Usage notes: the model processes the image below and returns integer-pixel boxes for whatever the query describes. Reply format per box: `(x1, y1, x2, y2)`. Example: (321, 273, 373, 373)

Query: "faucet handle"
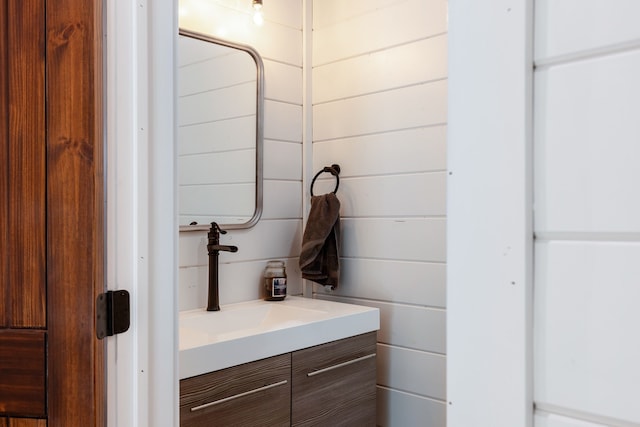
(209, 221, 227, 235)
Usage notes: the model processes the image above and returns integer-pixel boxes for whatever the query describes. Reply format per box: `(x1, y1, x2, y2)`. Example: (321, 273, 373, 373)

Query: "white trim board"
(446, 1, 534, 426)
(106, 0, 179, 426)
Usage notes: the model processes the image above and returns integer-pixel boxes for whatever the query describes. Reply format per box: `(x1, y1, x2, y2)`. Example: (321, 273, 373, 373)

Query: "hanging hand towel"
(299, 193, 341, 290)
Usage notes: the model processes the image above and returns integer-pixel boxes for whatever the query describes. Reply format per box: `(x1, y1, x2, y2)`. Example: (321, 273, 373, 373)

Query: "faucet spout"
(209, 244, 238, 253)
(206, 222, 238, 311)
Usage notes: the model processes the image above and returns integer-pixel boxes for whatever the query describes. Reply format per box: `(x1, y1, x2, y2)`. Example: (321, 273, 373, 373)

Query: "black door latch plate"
(96, 290, 131, 339)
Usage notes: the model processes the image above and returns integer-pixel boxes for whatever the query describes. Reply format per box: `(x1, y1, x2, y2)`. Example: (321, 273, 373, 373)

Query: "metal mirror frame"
(178, 28, 264, 231)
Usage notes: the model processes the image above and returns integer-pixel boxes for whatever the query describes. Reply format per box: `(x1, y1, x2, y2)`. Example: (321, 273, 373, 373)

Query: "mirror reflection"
(177, 29, 263, 230)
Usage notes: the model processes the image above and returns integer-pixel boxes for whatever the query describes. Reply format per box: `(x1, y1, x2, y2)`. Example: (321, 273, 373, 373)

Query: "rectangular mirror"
(177, 28, 263, 231)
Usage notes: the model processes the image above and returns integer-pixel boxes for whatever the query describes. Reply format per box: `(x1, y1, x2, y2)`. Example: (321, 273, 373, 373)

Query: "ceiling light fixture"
(252, 0, 264, 26)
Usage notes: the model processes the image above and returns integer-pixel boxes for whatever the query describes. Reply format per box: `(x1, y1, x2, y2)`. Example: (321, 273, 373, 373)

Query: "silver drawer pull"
(307, 353, 376, 378)
(190, 380, 288, 412)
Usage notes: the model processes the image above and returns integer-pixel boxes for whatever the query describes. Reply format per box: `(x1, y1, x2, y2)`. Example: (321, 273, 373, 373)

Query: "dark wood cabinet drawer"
(180, 353, 291, 427)
(180, 332, 377, 426)
(291, 332, 377, 426)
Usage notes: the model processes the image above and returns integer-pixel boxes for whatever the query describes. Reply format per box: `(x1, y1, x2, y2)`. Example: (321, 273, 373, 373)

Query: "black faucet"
(206, 222, 238, 311)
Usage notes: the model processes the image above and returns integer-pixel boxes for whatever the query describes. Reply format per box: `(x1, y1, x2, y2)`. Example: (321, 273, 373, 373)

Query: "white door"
(532, 2, 640, 426)
(449, 1, 640, 427)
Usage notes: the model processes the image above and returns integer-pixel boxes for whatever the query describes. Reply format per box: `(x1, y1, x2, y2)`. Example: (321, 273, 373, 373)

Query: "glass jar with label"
(264, 260, 287, 301)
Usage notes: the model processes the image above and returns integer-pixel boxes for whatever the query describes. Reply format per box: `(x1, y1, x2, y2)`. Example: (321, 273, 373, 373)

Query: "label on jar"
(270, 277, 287, 297)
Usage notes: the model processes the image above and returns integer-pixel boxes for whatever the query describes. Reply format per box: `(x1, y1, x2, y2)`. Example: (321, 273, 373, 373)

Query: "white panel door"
(533, 2, 640, 426)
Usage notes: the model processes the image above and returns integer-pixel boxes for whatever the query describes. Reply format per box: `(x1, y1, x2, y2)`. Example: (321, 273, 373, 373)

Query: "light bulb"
(252, 0, 264, 26)
(253, 10, 264, 25)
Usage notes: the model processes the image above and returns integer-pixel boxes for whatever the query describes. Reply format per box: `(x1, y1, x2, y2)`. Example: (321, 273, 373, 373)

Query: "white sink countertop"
(179, 296, 379, 379)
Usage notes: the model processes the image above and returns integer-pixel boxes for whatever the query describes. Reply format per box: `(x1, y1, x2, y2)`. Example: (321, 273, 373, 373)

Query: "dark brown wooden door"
(1, 0, 104, 425)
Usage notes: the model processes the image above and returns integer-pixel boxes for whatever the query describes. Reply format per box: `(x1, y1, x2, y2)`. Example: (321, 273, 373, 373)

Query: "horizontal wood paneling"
(264, 100, 302, 142)
(377, 343, 446, 400)
(341, 218, 446, 262)
(377, 387, 446, 427)
(313, 81, 447, 141)
(313, 36, 447, 104)
(534, 50, 640, 233)
(264, 140, 302, 180)
(312, 0, 447, 66)
(316, 295, 445, 354)
(534, 0, 640, 64)
(262, 0, 302, 29)
(313, 126, 447, 176)
(0, 330, 46, 417)
(218, 220, 300, 261)
(262, 180, 302, 220)
(534, 241, 640, 424)
(264, 60, 302, 105)
(178, 266, 206, 311)
(312, 1, 448, 424)
(315, 258, 446, 307)
(312, 0, 399, 29)
(250, 22, 302, 66)
(312, 173, 445, 218)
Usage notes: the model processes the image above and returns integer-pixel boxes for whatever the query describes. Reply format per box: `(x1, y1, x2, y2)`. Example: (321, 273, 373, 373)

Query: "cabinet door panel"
(292, 332, 377, 426)
(180, 353, 291, 427)
(0, 330, 46, 417)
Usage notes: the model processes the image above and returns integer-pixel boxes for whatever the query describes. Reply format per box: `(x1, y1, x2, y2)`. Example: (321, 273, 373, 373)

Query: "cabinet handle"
(190, 380, 288, 412)
(306, 353, 376, 377)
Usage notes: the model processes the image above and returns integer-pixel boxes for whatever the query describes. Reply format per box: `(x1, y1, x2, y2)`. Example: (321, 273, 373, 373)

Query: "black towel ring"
(310, 164, 341, 196)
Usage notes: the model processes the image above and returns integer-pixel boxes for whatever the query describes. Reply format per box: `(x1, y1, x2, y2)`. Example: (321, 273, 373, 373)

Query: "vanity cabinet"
(180, 353, 291, 427)
(292, 332, 377, 426)
(179, 332, 377, 427)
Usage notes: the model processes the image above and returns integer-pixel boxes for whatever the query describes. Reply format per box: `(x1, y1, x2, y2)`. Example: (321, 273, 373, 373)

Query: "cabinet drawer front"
(180, 353, 291, 427)
(292, 332, 377, 426)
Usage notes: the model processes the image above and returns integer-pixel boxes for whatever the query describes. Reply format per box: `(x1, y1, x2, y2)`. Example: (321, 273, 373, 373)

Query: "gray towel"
(299, 193, 341, 289)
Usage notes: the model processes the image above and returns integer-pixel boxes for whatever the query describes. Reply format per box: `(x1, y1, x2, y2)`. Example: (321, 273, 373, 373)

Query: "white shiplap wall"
(311, 0, 448, 425)
(533, 1, 640, 426)
(178, 0, 304, 309)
